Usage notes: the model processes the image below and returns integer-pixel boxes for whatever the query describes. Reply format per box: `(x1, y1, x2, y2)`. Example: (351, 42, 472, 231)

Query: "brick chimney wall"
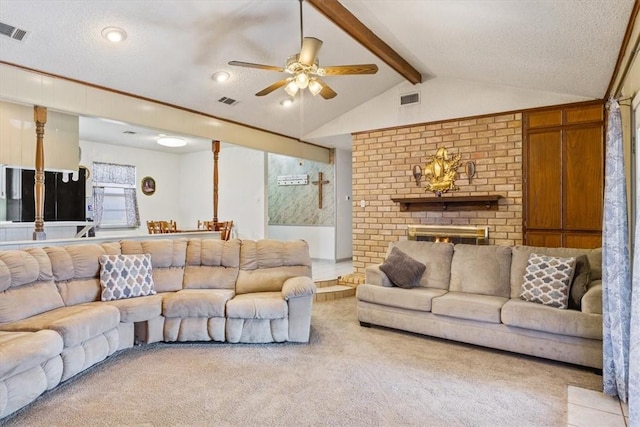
(351, 112, 523, 275)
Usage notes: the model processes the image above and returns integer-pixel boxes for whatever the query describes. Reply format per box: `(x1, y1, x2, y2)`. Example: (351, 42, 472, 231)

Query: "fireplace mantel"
(391, 195, 503, 212)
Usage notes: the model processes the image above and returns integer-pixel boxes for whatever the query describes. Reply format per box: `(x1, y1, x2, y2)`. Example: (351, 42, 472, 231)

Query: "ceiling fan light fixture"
(157, 136, 186, 147)
(295, 72, 309, 89)
(284, 81, 299, 97)
(308, 79, 323, 96)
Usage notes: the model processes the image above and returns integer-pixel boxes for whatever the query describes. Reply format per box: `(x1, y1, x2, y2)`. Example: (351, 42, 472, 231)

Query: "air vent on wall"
(218, 96, 238, 106)
(0, 21, 29, 42)
(400, 92, 420, 106)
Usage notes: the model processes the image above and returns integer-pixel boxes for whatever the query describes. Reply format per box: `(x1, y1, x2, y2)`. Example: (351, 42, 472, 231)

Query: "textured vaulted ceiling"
(0, 0, 635, 152)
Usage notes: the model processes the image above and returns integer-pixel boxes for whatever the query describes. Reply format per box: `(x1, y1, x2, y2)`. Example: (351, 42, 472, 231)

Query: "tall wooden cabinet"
(523, 102, 604, 249)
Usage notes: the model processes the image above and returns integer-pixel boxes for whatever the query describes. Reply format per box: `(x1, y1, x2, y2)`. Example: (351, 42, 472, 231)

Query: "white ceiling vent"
(400, 92, 420, 106)
(218, 96, 238, 106)
(0, 21, 29, 42)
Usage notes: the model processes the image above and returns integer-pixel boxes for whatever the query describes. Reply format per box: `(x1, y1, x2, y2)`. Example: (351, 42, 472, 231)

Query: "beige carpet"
(3, 297, 601, 427)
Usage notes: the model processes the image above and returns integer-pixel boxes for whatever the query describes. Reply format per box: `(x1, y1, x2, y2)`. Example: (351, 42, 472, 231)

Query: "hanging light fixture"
(308, 79, 323, 96)
(284, 80, 299, 97)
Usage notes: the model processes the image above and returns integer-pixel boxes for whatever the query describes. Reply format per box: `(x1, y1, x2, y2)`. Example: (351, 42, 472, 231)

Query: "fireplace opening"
(407, 225, 489, 245)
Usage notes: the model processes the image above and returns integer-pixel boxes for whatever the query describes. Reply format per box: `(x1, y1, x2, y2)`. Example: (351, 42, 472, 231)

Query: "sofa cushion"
(240, 240, 311, 270)
(0, 282, 65, 324)
(520, 253, 576, 309)
(569, 255, 591, 310)
(100, 294, 165, 323)
(45, 243, 121, 283)
(449, 244, 512, 297)
(226, 292, 288, 319)
(186, 238, 240, 268)
(379, 247, 426, 289)
(431, 292, 508, 324)
(99, 254, 156, 301)
(0, 330, 63, 380)
(56, 279, 101, 306)
(236, 240, 312, 295)
(121, 239, 187, 292)
(121, 239, 187, 268)
(510, 246, 602, 299)
(0, 305, 120, 347)
(0, 247, 64, 323)
(183, 239, 240, 290)
(163, 289, 234, 318)
(0, 248, 53, 291)
(501, 299, 602, 340)
(384, 241, 454, 289)
(356, 284, 447, 312)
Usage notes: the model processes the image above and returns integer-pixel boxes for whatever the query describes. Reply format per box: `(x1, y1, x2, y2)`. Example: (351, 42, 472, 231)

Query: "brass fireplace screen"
(407, 225, 489, 245)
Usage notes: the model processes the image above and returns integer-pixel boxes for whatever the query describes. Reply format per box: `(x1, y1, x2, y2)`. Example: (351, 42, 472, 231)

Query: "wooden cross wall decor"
(311, 172, 330, 209)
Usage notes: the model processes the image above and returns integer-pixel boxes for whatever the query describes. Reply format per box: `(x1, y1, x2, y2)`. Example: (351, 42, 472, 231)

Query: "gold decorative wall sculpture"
(423, 147, 460, 196)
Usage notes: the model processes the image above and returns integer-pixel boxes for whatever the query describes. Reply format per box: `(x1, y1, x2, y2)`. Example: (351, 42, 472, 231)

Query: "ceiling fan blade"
(322, 64, 379, 75)
(255, 79, 290, 96)
(228, 61, 284, 72)
(316, 79, 337, 99)
(299, 37, 323, 66)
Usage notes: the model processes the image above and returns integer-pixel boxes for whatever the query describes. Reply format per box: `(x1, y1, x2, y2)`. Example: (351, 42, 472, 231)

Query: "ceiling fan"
(228, 0, 378, 100)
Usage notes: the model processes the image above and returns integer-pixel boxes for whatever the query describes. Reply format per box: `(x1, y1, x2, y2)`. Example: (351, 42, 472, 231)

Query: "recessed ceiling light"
(101, 27, 127, 43)
(212, 71, 230, 83)
(157, 136, 186, 147)
(280, 98, 294, 107)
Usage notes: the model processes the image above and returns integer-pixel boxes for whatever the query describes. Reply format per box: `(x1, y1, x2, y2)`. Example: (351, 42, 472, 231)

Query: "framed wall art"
(141, 176, 156, 196)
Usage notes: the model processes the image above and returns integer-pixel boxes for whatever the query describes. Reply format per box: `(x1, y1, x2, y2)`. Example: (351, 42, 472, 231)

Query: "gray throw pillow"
(379, 246, 426, 289)
(520, 253, 575, 309)
(568, 255, 591, 310)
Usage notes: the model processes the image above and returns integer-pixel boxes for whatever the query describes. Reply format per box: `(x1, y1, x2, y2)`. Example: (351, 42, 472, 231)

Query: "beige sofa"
(0, 238, 315, 419)
(357, 241, 602, 369)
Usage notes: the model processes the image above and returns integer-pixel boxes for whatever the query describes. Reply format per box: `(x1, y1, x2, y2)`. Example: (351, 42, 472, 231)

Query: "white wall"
(217, 145, 266, 240)
(80, 140, 183, 237)
(335, 148, 352, 261)
(178, 150, 213, 231)
(268, 225, 336, 261)
(179, 146, 267, 239)
(306, 76, 594, 140)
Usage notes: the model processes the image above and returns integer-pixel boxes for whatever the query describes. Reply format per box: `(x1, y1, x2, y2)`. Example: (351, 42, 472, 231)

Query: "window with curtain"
(92, 162, 140, 229)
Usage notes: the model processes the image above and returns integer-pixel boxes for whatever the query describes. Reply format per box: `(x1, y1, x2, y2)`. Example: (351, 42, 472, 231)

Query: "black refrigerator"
(5, 167, 86, 222)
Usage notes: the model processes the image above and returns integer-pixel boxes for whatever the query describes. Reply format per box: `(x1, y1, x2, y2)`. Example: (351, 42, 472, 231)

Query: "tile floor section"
(311, 260, 354, 282)
(567, 386, 629, 427)
(311, 261, 631, 427)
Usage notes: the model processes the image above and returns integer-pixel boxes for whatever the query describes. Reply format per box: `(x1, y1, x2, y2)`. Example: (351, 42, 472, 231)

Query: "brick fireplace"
(351, 111, 523, 275)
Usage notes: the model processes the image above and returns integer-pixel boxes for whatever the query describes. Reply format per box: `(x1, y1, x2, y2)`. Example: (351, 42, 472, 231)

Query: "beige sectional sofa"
(357, 241, 603, 369)
(0, 238, 315, 419)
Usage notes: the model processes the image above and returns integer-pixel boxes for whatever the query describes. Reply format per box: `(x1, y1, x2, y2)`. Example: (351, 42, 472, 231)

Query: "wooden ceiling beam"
(307, 0, 422, 85)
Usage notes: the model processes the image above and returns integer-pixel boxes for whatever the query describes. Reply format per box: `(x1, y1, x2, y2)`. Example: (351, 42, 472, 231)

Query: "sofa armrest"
(581, 280, 602, 314)
(365, 265, 392, 287)
(282, 276, 316, 300)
